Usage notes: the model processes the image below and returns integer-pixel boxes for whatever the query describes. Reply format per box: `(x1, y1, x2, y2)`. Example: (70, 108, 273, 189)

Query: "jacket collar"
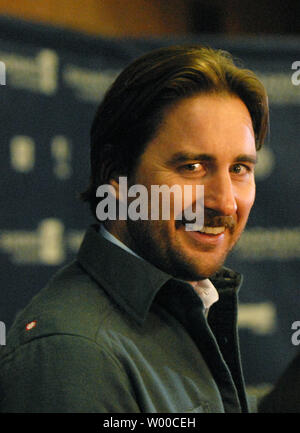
(77, 224, 242, 325)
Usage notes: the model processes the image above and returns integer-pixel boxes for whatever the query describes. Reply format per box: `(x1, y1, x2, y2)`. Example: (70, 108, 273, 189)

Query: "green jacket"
(0, 224, 251, 413)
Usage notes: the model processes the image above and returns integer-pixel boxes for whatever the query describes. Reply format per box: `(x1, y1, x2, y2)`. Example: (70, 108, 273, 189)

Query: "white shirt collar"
(189, 279, 219, 312)
(100, 224, 141, 259)
(100, 224, 219, 312)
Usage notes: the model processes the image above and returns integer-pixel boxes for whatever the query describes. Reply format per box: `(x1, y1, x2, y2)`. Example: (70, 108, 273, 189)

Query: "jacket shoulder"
(3, 260, 114, 351)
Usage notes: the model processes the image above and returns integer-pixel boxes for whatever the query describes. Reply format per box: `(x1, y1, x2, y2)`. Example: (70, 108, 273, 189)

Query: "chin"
(188, 264, 224, 280)
(165, 251, 225, 281)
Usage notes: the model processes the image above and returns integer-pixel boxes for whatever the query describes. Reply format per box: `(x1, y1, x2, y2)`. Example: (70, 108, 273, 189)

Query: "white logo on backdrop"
(255, 146, 275, 181)
(238, 302, 277, 335)
(0, 219, 84, 265)
(10, 136, 35, 173)
(9, 134, 72, 178)
(63, 64, 119, 103)
(0, 49, 58, 95)
(257, 71, 300, 105)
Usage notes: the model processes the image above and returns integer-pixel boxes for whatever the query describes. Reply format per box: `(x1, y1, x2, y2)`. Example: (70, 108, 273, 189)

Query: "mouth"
(183, 224, 227, 246)
(197, 225, 225, 235)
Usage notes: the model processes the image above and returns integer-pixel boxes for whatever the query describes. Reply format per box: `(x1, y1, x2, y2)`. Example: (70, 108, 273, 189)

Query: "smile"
(197, 226, 225, 235)
(184, 225, 226, 246)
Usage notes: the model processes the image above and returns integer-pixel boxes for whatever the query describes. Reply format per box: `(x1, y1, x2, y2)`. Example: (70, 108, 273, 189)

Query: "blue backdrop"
(0, 16, 299, 391)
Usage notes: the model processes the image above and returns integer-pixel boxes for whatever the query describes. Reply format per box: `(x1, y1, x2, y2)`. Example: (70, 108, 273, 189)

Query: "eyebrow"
(166, 152, 257, 166)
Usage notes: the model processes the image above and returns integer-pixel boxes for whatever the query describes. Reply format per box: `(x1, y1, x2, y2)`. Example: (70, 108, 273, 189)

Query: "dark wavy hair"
(81, 45, 269, 218)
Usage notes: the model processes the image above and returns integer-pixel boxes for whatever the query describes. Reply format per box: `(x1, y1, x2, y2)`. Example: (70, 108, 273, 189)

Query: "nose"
(204, 172, 237, 216)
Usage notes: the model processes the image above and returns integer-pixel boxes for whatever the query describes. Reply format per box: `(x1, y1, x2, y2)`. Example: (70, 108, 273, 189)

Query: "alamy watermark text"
(291, 61, 300, 86)
(0, 61, 5, 85)
(0, 321, 6, 346)
(291, 321, 300, 345)
(96, 177, 204, 231)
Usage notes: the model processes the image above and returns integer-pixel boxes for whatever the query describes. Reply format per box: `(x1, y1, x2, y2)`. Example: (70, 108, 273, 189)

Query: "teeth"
(199, 226, 225, 235)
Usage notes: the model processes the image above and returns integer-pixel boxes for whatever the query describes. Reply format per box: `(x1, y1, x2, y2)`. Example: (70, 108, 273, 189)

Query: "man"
(0, 45, 269, 413)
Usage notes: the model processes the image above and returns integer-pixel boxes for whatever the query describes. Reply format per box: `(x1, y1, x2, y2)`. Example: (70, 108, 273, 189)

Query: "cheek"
(237, 186, 256, 222)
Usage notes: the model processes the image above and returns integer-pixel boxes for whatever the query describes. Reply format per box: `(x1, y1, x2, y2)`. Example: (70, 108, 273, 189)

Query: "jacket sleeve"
(0, 334, 141, 413)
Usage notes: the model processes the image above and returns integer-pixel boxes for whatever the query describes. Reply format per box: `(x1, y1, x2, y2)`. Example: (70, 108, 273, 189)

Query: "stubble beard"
(126, 218, 236, 281)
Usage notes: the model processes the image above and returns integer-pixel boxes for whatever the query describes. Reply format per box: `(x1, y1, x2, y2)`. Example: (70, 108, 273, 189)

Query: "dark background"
(0, 1, 299, 397)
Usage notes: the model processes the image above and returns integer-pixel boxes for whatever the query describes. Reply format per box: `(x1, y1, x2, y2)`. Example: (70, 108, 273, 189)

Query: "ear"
(109, 176, 121, 200)
(100, 153, 121, 199)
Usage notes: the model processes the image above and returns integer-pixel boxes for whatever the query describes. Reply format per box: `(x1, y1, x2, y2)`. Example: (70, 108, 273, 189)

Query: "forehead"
(147, 94, 256, 159)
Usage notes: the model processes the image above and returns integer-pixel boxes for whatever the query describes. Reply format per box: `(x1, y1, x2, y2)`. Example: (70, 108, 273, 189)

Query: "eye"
(180, 163, 203, 172)
(231, 164, 252, 175)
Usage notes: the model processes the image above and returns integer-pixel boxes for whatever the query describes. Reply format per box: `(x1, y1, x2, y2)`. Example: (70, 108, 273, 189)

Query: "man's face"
(113, 94, 256, 280)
